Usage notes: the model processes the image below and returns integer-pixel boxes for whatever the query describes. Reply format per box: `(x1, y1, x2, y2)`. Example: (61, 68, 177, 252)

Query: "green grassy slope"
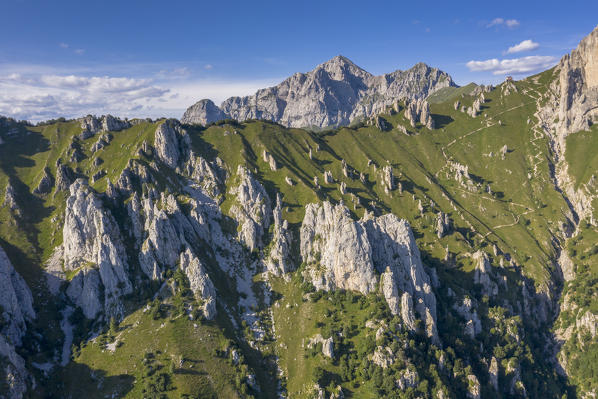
(0, 67, 592, 397)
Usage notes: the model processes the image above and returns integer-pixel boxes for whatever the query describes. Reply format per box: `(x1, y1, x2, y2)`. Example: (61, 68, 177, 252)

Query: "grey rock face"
(553, 25, 598, 135)
(102, 115, 130, 132)
(61, 179, 132, 319)
(454, 297, 482, 338)
(300, 201, 439, 342)
(154, 119, 190, 169)
(300, 202, 377, 293)
(380, 267, 400, 315)
(79, 115, 102, 138)
(183, 56, 455, 128)
(436, 212, 451, 238)
(3, 182, 19, 211)
(0, 246, 35, 399)
(179, 248, 217, 320)
(91, 133, 112, 153)
(473, 251, 498, 297)
(489, 356, 499, 391)
(139, 202, 181, 280)
(396, 368, 418, 390)
(308, 334, 334, 358)
(404, 99, 435, 129)
(185, 155, 224, 199)
(181, 99, 228, 125)
(382, 165, 395, 193)
(371, 346, 395, 368)
(373, 115, 391, 131)
(0, 335, 29, 399)
(0, 246, 35, 346)
(229, 165, 271, 251)
(262, 150, 277, 171)
(400, 292, 417, 332)
(364, 214, 438, 342)
(265, 194, 293, 275)
(79, 115, 130, 137)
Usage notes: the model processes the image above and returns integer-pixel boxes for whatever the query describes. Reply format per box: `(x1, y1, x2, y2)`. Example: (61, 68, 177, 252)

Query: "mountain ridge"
(182, 56, 456, 128)
(0, 25, 597, 399)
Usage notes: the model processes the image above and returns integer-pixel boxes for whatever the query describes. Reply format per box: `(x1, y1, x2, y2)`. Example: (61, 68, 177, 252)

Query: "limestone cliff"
(0, 246, 35, 399)
(300, 201, 439, 342)
(182, 56, 455, 128)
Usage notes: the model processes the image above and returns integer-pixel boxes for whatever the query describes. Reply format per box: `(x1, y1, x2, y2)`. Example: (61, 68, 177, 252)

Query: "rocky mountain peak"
(573, 24, 598, 88)
(182, 56, 456, 128)
(181, 99, 227, 126)
(315, 55, 372, 81)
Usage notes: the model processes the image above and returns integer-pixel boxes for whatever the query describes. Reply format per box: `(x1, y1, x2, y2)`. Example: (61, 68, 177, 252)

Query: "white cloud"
(487, 18, 520, 29)
(74, 49, 85, 55)
(506, 39, 539, 54)
(0, 72, 169, 122)
(505, 19, 520, 28)
(466, 55, 556, 75)
(0, 64, 281, 122)
(59, 43, 69, 49)
(204, 64, 213, 70)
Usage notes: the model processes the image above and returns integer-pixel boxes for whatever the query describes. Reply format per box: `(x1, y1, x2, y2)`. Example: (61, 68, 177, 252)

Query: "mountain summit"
(182, 56, 456, 128)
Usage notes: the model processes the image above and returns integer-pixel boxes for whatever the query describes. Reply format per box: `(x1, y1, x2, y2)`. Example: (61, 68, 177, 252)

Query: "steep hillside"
(0, 25, 597, 399)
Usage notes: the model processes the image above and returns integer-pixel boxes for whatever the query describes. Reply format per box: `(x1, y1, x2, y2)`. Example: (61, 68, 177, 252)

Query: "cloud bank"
(0, 66, 280, 122)
(466, 55, 555, 75)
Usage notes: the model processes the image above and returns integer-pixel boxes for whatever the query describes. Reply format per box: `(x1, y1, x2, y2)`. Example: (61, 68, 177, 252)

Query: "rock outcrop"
(371, 346, 395, 368)
(454, 297, 482, 338)
(154, 119, 190, 169)
(553, 25, 598, 135)
(382, 165, 394, 193)
(79, 115, 131, 140)
(537, 25, 598, 223)
(181, 99, 228, 125)
(489, 356, 499, 391)
(473, 251, 498, 297)
(0, 246, 35, 399)
(396, 369, 418, 390)
(364, 214, 438, 342)
(229, 166, 271, 251)
(183, 56, 455, 128)
(0, 246, 35, 346)
(61, 179, 132, 319)
(300, 202, 377, 293)
(300, 202, 439, 343)
(79, 115, 130, 137)
(3, 182, 19, 212)
(404, 99, 435, 129)
(179, 248, 217, 320)
(265, 194, 293, 275)
(138, 196, 182, 281)
(308, 334, 334, 359)
(436, 212, 451, 238)
(91, 133, 112, 153)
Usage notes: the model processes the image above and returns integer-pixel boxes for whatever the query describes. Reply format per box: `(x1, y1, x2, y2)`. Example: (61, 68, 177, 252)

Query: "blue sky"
(1, 0, 596, 121)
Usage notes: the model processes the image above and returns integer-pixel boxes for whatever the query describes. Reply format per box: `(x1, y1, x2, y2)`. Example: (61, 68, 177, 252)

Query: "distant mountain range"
(182, 56, 456, 128)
